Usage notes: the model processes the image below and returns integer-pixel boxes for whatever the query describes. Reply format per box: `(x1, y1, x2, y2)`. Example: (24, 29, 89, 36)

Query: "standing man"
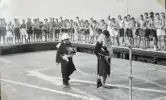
(111, 18, 120, 46)
(13, 18, 21, 44)
(107, 16, 113, 42)
(56, 33, 76, 88)
(49, 17, 53, 41)
(124, 15, 134, 46)
(6, 21, 13, 44)
(55, 18, 60, 41)
(52, 18, 56, 41)
(117, 15, 125, 46)
(137, 15, 147, 48)
(59, 17, 64, 41)
(89, 20, 94, 44)
(20, 19, 28, 43)
(70, 20, 75, 42)
(26, 18, 33, 42)
(0, 18, 6, 44)
(43, 18, 49, 42)
(144, 13, 151, 48)
(148, 13, 158, 50)
(37, 18, 42, 42)
(160, 14, 166, 50)
(33, 19, 39, 42)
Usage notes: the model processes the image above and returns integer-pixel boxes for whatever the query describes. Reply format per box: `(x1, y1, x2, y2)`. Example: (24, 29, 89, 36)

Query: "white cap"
(61, 33, 70, 41)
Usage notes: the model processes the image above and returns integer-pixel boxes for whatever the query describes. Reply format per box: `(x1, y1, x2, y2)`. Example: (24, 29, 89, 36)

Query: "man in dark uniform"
(43, 18, 49, 41)
(26, 18, 33, 42)
(56, 33, 76, 88)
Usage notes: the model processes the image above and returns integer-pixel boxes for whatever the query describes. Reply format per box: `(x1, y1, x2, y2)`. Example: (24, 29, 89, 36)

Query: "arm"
(70, 43, 76, 55)
(94, 42, 101, 57)
(56, 44, 62, 63)
(105, 24, 108, 30)
(26, 23, 28, 30)
(116, 22, 119, 29)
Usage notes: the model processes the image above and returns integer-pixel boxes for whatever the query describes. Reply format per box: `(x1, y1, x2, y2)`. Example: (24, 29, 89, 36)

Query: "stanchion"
(129, 46, 133, 100)
(0, 72, 1, 100)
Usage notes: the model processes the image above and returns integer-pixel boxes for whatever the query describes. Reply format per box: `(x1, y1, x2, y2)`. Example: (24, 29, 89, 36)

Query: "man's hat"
(97, 79, 103, 88)
(102, 30, 110, 37)
(61, 33, 70, 41)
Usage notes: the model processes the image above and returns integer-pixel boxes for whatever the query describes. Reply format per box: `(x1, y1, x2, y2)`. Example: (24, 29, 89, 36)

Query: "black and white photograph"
(0, 0, 166, 100)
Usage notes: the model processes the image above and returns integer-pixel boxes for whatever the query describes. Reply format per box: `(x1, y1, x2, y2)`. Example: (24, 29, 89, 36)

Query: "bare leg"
(158, 36, 161, 50)
(102, 75, 107, 87)
(116, 36, 120, 46)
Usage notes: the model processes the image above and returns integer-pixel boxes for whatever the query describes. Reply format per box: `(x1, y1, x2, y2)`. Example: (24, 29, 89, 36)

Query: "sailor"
(26, 18, 33, 42)
(20, 19, 28, 43)
(43, 18, 49, 41)
(13, 18, 21, 44)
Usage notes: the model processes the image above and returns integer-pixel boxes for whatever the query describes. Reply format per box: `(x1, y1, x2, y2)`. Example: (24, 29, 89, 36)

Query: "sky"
(0, 0, 165, 22)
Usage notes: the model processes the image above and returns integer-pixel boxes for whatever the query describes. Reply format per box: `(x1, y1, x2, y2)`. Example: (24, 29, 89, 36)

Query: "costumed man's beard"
(63, 40, 70, 44)
(102, 37, 113, 56)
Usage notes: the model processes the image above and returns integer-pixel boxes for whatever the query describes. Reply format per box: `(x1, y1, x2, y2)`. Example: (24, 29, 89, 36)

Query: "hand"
(105, 56, 109, 59)
(62, 55, 69, 62)
(56, 63, 59, 67)
(110, 54, 114, 58)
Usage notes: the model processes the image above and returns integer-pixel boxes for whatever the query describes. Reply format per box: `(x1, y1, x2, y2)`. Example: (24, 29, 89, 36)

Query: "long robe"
(56, 42, 76, 85)
(94, 42, 110, 77)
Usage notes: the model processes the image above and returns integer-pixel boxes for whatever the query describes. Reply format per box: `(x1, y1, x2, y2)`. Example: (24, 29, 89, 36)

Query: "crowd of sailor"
(0, 12, 165, 50)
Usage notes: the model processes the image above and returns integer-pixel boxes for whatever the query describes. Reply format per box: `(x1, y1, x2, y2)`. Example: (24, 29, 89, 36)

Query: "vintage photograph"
(0, 0, 166, 100)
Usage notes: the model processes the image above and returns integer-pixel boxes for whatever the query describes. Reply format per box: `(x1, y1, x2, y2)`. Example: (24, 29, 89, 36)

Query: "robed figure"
(94, 30, 113, 88)
(56, 33, 76, 88)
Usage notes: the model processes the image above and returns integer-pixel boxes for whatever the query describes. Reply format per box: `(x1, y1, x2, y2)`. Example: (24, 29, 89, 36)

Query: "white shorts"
(20, 28, 28, 36)
(6, 31, 13, 38)
(108, 29, 119, 37)
(113, 30, 119, 37)
(157, 29, 165, 36)
(108, 29, 114, 37)
(132, 29, 136, 37)
(90, 30, 94, 36)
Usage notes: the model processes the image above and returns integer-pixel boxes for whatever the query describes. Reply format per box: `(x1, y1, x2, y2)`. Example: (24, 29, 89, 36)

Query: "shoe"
(97, 79, 103, 88)
(103, 85, 108, 88)
(63, 85, 70, 88)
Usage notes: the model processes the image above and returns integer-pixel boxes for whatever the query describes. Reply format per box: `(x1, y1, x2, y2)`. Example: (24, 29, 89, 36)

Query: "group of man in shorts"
(0, 12, 166, 50)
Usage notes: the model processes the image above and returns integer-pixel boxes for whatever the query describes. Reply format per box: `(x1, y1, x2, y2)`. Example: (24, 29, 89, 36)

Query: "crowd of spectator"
(0, 12, 165, 51)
